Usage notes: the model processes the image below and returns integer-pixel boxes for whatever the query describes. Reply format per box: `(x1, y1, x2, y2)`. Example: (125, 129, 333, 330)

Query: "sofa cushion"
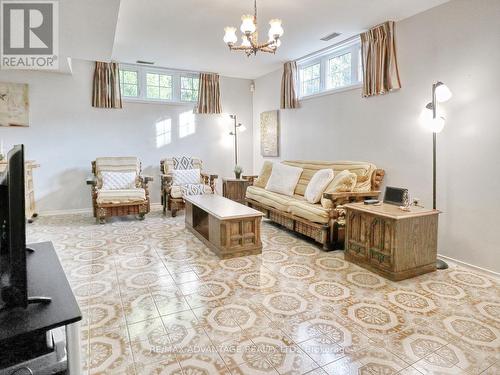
(254, 161, 273, 188)
(282, 161, 376, 195)
(289, 201, 330, 224)
(170, 184, 212, 198)
(305, 169, 334, 203)
(246, 185, 297, 212)
(265, 163, 303, 196)
(97, 188, 146, 204)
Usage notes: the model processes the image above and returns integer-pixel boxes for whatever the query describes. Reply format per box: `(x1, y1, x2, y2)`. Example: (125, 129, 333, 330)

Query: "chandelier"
(223, 0, 284, 57)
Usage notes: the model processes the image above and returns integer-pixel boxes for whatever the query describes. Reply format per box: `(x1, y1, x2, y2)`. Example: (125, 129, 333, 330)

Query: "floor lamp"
(423, 81, 452, 270)
(229, 114, 246, 168)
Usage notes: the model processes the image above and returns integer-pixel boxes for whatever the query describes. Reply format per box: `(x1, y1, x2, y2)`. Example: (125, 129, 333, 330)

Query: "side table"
(222, 178, 252, 205)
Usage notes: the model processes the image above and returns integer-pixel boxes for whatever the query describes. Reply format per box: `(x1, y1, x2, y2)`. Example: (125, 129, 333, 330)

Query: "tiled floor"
(27, 210, 499, 375)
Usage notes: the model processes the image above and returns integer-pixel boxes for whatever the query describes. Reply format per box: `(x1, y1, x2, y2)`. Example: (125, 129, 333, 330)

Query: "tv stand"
(0, 242, 82, 374)
(27, 296, 52, 304)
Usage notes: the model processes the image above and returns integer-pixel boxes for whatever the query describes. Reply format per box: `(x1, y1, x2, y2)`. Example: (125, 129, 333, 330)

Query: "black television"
(0, 145, 28, 309)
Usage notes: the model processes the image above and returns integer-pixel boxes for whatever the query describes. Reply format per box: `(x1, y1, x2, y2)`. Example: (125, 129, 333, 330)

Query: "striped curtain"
(197, 73, 222, 114)
(281, 61, 299, 109)
(361, 21, 401, 98)
(92, 61, 122, 109)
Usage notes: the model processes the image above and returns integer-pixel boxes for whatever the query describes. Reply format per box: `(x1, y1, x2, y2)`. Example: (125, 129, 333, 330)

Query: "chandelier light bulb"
(223, 27, 238, 45)
(435, 82, 452, 103)
(240, 14, 256, 34)
(268, 19, 284, 38)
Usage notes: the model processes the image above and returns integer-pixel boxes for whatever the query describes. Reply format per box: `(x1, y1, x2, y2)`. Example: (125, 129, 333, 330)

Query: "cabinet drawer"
(346, 240, 368, 259)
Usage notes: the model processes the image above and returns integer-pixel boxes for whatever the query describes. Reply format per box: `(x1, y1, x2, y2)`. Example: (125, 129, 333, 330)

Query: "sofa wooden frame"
(159, 159, 218, 217)
(245, 169, 385, 250)
(86, 160, 153, 224)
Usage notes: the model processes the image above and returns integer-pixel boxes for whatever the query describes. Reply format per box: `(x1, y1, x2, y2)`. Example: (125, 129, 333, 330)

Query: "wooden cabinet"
(0, 160, 39, 222)
(344, 203, 439, 281)
(222, 178, 252, 204)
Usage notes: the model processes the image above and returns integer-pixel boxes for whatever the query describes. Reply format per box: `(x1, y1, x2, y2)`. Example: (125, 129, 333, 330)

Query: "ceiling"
(63, 0, 451, 78)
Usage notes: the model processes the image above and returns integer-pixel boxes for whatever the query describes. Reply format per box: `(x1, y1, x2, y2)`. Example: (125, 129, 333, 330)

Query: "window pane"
(159, 87, 171, 100)
(159, 74, 172, 88)
(123, 70, 137, 84)
(327, 52, 351, 89)
(147, 73, 159, 86)
(147, 86, 160, 99)
(181, 77, 191, 90)
(122, 84, 138, 97)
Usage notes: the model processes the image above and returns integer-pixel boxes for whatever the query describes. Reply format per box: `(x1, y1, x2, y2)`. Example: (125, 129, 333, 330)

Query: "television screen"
(0, 145, 28, 309)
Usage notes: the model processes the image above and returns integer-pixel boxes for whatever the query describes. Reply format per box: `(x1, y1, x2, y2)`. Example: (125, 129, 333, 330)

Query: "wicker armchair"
(160, 157, 217, 217)
(86, 157, 153, 224)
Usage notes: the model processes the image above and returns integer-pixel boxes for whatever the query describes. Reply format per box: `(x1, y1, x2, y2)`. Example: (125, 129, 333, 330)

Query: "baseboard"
(39, 203, 163, 217)
(39, 208, 92, 216)
(438, 254, 500, 278)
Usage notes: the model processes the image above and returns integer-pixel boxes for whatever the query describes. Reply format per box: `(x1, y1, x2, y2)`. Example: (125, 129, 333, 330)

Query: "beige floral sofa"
(245, 160, 385, 249)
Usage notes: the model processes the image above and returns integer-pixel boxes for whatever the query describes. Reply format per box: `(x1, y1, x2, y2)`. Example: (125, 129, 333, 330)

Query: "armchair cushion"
(163, 157, 203, 174)
(96, 188, 146, 204)
(101, 171, 137, 190)
(171, 168, 201, 185)
(170, 184, 213, 198)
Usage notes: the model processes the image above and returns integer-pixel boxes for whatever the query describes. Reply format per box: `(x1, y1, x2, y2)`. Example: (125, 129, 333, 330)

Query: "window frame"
(180, 74, 200, 103)
(119, 64, 200, 104)
(297, 38, 362, 99)
(145, 71, 173, 101)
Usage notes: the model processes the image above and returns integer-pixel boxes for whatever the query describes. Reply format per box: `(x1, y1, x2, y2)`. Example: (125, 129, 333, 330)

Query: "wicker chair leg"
(138, 213, 145, 220)
(171, 208, 177, 217)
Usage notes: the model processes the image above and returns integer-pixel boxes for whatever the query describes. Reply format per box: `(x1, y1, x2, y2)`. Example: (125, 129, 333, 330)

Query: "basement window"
(297, 37, 362, 98)
(119, 64, 200, 104)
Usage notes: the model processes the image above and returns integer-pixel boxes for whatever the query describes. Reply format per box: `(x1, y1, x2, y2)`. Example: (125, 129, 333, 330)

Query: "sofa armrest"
(141, 175, 154, 184)
(322, 191, 381, 208)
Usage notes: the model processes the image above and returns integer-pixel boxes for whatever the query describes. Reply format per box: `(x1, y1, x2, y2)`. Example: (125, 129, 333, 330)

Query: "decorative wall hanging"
(0, 82, 29, 127)
(260, 110, 279, 157)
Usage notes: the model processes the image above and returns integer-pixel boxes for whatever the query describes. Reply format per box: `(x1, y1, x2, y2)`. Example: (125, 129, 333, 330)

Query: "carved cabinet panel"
(344, 203, 438, 281)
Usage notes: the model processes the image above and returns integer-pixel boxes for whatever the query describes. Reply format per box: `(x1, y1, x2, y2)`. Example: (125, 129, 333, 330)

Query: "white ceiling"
(62, 0, 451, 78)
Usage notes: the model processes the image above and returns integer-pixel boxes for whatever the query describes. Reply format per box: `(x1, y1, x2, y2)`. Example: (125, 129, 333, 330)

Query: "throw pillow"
(254, 161, 273, 188)
(101, 171, 136, 190)
(172, 169, 201, 185)
(304, 169, 334, 203)
(324, 169, 357, 193)
(265, 163, 303, 196)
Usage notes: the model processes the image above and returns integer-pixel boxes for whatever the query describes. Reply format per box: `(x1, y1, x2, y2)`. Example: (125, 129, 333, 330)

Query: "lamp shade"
(223, 27, 237, 45)
(435, 82, 452, 103)
(240, 15, 256, 34)
(268, 19, 284, 38)
(421, 105, 446, 133)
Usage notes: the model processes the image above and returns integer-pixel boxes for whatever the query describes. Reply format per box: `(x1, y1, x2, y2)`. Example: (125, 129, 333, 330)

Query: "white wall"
(0, 60, 254, 212)
(252, 0, 500, 273)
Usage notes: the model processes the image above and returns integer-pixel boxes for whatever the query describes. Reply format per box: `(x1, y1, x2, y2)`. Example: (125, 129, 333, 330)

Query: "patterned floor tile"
(25, 211, 500, 375)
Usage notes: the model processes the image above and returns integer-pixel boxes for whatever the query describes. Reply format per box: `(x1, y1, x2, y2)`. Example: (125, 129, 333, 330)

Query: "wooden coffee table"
(184, 195, 264, 259)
